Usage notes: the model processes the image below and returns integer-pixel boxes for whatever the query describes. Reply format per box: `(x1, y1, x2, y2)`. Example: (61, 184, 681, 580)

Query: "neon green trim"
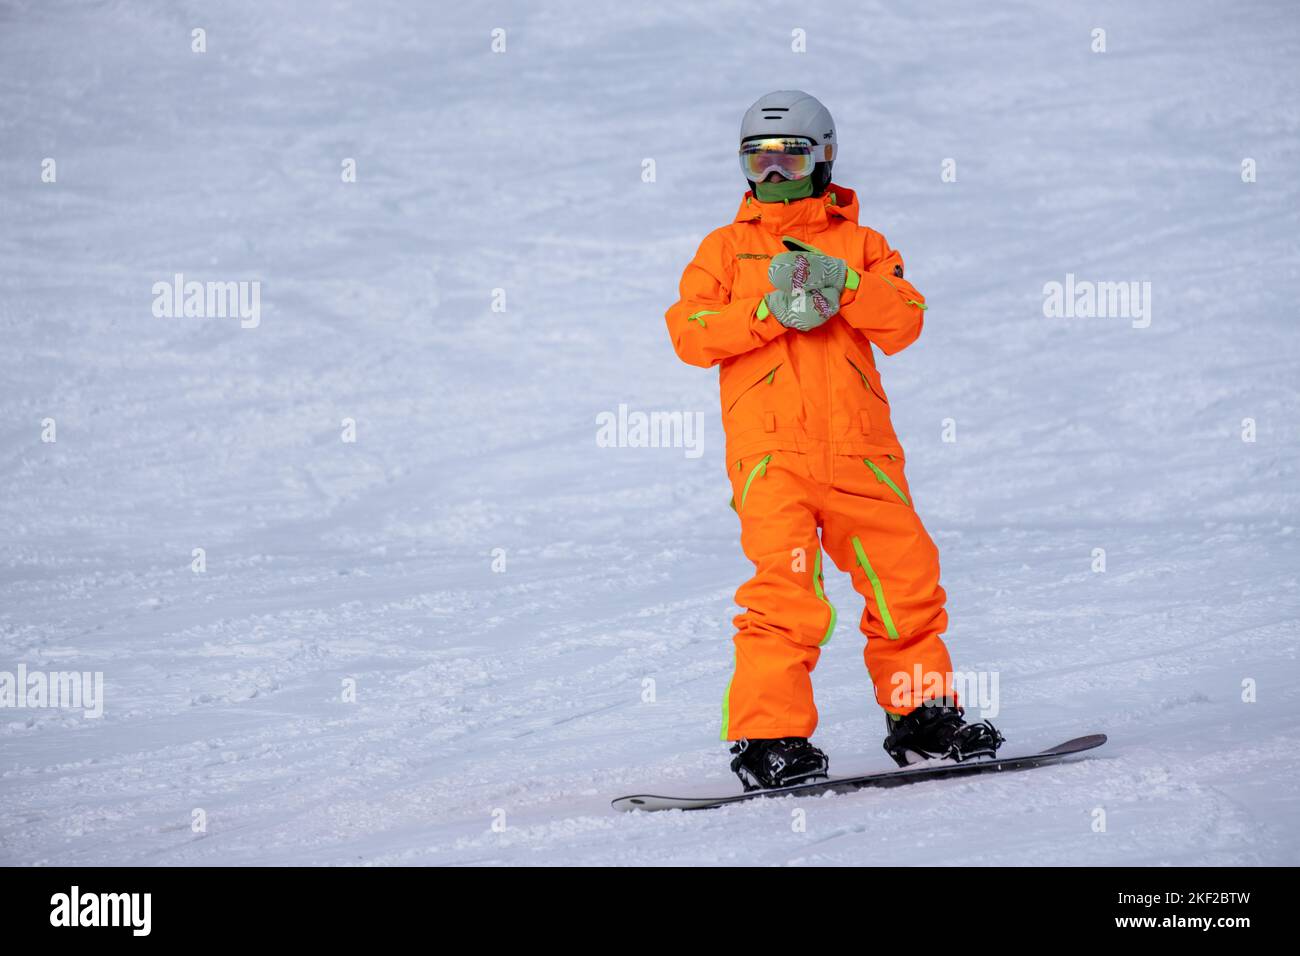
(851, 535, 899, 640)
(686, 308, 718, 328)
(846, 355, 891, 406)
(813, 549, 837, 646)
(720, 649, 736, 740)
(738, 454, 772, 511)
(872, 273, 927, 310)
(845, 267, 860, 291)
(864, 458, 910, 506)
(755, 176, 814, 202)
(755, 298, 771, 320)
(765, 367, 777, 384)
(845, 356, 871, 390)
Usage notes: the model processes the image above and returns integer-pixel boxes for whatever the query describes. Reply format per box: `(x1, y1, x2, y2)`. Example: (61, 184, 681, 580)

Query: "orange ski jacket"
(665, 185, 927, 465)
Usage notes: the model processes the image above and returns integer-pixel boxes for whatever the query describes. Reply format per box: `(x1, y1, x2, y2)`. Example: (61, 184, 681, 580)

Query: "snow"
(1, 0, 1298, 865)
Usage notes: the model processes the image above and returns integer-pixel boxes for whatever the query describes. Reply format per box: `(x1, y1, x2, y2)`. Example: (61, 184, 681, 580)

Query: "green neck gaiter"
(754, 176, 815, 202)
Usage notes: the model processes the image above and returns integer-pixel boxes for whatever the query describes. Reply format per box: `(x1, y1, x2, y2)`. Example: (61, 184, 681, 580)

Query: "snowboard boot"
(728, 737, 830, 792)
(883, 703, 1004, 768)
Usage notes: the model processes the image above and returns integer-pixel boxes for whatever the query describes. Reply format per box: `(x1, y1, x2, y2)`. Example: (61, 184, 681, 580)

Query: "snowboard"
(612, 733, 1106, 812)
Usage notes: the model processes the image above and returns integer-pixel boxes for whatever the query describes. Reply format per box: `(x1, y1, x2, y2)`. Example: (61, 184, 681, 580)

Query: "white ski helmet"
(739, 90, 837, 195)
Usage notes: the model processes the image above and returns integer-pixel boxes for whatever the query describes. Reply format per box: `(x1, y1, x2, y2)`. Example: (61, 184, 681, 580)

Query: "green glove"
(763, 285, 842, 332)
(774, 235, 861, 292)
(768, 249, 846, 294)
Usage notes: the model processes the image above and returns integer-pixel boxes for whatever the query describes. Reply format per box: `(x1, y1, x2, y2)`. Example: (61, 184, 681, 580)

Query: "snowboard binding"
(883, 703, 1004, 768)
(729, 737, 830, 792)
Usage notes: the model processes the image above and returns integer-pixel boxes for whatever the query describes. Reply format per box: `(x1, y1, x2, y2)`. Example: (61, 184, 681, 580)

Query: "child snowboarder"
(665, 90, 1003, 791)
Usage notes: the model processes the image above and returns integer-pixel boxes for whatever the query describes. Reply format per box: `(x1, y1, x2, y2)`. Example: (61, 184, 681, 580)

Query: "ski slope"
(1, 0, 1298, 866)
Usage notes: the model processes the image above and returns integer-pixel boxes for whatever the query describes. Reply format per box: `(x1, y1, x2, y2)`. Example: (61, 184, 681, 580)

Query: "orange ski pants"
(721, 450, 958, 740)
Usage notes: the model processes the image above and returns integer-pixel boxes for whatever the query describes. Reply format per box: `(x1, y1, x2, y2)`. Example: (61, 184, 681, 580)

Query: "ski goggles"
(739, 136, 833, 181)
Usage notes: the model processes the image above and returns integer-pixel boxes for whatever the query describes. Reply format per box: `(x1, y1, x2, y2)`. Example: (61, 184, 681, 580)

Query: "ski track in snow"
(1, 0, 1298, 865)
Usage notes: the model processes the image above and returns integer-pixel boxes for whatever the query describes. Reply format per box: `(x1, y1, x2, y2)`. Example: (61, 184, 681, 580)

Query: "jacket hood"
(733, 183, 860, 234)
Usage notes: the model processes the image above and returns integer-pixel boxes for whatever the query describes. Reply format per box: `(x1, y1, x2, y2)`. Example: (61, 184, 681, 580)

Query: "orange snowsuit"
(665, 184, 959, 741)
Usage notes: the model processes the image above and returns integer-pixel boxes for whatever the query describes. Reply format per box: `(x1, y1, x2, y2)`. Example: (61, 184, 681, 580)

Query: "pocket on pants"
(730, 453, 773, 512)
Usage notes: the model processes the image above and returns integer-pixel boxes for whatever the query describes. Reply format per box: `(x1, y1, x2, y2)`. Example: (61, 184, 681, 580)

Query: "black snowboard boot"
(883, 703, 1004, 768)
(729, 737, 830, 792)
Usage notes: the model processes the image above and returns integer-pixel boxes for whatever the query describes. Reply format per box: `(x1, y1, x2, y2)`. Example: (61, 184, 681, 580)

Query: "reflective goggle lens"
(739, 137, 829, 180)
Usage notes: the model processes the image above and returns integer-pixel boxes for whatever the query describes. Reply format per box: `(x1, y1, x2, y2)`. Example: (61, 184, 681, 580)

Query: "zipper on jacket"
(845, 355, 888, 404)
(846, 355, 870, 388)
(874, 273, 928, 311)
(864, 457, 910, 506)
(727, 364, 782, 414)
(823, 331, 832, 458)
(687, 308, 718, 328)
